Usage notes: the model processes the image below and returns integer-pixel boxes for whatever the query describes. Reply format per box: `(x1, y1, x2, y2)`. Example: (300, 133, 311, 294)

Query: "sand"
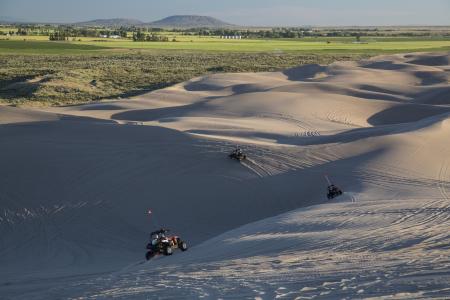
(0, 52, 449, 299)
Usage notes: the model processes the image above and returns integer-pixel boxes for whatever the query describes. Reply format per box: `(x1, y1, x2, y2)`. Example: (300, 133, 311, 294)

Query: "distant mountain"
(147, 15, 234, 28)
(74, 18, 144, 27)
(1, 15, 235, 28)
(0, 16, 27, 24)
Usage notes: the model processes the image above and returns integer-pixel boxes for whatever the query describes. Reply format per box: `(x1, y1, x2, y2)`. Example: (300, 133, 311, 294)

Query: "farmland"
(1, 35, 450, 54)
(1, 27, 450, 105)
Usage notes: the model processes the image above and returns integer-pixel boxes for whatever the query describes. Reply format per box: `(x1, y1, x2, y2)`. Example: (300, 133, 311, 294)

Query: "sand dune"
(0, 52, 449, 299)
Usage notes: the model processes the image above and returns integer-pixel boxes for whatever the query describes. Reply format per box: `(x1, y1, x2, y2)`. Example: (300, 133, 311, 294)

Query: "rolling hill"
(72, 15, 234, 28)
(146, 15, 234, 28)
(74, 18, 144, 27)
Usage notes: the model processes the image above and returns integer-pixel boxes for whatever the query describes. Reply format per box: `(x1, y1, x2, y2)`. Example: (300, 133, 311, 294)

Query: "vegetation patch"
(0, 52, 368, 105)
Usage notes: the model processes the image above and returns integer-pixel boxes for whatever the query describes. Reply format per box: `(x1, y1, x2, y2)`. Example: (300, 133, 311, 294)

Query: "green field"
(1, 36, 450, 54)
(83, 39, 450, 53)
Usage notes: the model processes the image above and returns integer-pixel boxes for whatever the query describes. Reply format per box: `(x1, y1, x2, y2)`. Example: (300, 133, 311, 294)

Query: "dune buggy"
(145, 229, 188, 260)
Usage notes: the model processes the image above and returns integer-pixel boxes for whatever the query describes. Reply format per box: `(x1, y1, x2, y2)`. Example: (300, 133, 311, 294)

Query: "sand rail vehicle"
(146, 229, 188, 260)
(229, 147, 247, 161)
(324, 175, 343, 200)
(327, 184, 343, 200)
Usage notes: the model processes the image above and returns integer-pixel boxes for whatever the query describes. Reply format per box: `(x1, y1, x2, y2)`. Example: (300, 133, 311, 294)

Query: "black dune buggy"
(145, 229, 188, 260)
(229, 148, 247, 161)
(327, 184, 343, 200)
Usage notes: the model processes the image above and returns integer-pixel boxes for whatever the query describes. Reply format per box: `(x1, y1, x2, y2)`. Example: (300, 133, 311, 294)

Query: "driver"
(151, 234, 159, 246)
(328, 184, 335, 191)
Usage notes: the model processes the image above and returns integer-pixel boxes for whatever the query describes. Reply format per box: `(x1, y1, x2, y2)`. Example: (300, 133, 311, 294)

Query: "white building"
(100, 34, 121, 39)
(220, 35, 242, 39)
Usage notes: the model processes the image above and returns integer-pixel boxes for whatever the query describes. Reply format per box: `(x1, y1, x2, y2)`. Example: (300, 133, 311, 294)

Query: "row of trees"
(0, 27, 35, 36)
(2, 24, 449, 40)
(98, 30, 127, 38)
(49, 31, 70, 41)
(46, 27, 172, 42)
(181, 28, 314, 38)
(1, 25, 52, 36)
(47, 27, 128, 41)
(176, 27, 450, 38)
(57, 27, 128, 38)
(132, 30, 171, 42)
(177, 28, 335, 38)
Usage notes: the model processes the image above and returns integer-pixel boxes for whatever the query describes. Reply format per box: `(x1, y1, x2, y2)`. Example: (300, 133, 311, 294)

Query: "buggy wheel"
(164, 246, 173, 256)
(145, 251, 154, 260)
(179, 241, 188, 251)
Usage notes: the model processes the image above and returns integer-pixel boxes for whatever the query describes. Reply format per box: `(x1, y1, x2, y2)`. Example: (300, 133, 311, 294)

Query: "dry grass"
(0, 52, 368, 106)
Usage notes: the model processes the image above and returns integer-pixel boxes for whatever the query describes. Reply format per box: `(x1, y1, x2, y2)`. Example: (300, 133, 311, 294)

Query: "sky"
(1, 0, 449, 26)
